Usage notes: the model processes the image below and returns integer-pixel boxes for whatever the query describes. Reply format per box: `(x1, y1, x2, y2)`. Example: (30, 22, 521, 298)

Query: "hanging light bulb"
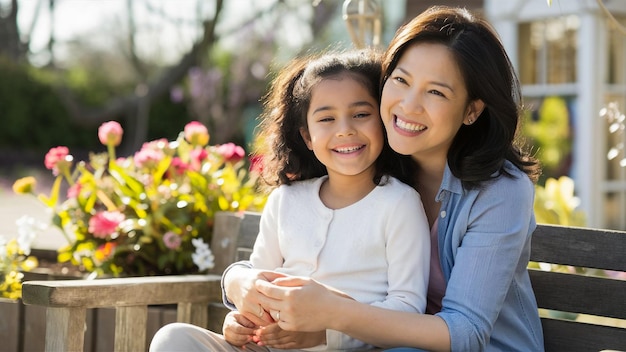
(342, 0, 382, 48)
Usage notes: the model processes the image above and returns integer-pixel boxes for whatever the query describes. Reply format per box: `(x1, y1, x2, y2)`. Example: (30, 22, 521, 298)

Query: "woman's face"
(380, 42, 482, 164)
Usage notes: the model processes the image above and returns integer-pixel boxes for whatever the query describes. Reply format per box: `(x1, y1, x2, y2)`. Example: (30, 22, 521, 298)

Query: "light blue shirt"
(435, 161, 544, 351)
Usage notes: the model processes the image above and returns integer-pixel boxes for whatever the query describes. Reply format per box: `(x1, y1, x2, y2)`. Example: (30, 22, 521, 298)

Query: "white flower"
(15, 216, 47, 256)
(191, 238, 215, 271)
(191, 238, 209, 251)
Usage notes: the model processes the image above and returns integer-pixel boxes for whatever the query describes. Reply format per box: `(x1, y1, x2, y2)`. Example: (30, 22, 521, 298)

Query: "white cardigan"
(250, 176, 430, 351)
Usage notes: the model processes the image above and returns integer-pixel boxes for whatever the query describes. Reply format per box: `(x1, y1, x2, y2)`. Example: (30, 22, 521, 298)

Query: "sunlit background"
(1, 0, 625, 250)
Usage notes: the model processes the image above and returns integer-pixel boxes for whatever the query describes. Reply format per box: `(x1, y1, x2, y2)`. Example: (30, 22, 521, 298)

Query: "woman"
(223, 5, 543, 351)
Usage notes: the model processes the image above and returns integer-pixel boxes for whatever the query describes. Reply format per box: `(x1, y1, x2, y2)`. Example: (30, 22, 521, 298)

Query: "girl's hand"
(222, 311, 256, 347)
(255, 276, 353, 332)
(224, 266, 287, 326)
(253, 323, 326, 349)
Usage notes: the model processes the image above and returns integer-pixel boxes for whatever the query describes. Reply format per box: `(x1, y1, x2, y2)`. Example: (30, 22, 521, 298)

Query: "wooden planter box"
(2, 250, 181, 352)
(1, 296, 179, 352)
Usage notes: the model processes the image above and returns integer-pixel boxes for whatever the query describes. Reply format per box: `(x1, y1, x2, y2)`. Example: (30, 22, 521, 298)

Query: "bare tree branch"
(56, 0, 225, 128)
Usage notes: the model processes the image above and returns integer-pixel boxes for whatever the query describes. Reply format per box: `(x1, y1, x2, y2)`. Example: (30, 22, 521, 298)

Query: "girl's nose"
(336, 118, 356, 137)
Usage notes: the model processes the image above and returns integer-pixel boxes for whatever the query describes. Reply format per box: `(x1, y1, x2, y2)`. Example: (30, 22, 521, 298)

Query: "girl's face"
(380, 42, 484, 164)
(300, 76, 383, 182)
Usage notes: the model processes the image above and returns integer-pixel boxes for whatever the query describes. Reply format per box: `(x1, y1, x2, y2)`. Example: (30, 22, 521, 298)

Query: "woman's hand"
(224, 266, 286, 326)
(255, 276, 353, 332)
(253, 323, 326, 349)
(222, 311, 256, 347)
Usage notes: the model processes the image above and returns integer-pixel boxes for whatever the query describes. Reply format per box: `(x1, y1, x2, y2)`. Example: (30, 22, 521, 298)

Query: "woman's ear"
(464, 99, 485, 125)
(300, 128, 313, 150)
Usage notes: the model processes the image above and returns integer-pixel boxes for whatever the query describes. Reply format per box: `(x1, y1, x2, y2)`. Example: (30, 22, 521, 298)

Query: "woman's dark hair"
(254, 48, 414, 192)
(382, 6, 541, 187)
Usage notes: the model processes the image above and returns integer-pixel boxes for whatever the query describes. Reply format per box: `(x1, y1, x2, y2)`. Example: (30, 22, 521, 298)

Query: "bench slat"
(530, 269, 626, 319)
(45, 307, 85, 352)
(531, 224, 626, 271)
(540, 318, 626, 352)
(115, 306, 147, 352)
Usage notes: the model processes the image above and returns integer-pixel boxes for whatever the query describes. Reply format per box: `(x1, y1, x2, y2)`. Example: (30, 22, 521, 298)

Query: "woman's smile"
(393, 115, 427, 135)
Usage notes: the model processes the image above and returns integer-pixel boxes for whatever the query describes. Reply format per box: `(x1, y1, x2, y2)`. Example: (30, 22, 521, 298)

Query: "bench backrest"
(528, 224, 626, 352)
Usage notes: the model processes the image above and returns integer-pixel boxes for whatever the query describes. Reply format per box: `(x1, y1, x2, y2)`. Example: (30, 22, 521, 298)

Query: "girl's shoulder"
(375, 176, 423, 203)
(269, 177, 325, 200)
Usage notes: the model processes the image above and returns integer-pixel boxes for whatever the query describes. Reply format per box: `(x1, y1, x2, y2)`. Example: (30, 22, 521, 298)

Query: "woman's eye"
(393, 76, 407, 84)
(429, 90, 445, 97)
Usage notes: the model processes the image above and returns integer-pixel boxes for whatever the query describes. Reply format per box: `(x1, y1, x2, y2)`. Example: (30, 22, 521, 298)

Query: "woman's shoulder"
(475, 160, 535, 203)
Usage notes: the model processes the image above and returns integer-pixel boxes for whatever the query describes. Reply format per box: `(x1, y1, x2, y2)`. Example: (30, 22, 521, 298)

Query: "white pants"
(149, 322, 302, 352)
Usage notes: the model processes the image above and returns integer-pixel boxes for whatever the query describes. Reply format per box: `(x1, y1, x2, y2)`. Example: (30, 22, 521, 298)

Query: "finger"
(259, 271, 288, 282)
(269, 276, 309, 287)
(241, 309, 272, 327)
(269, 309, 280, 322)
(255, 279, 290, 300)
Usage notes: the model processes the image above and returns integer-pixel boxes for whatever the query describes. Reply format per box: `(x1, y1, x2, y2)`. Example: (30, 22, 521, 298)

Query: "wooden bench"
(21, 212, 626, 352)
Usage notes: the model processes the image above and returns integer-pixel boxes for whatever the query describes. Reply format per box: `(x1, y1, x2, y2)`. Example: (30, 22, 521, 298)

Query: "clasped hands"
(223, 269, 342, 348)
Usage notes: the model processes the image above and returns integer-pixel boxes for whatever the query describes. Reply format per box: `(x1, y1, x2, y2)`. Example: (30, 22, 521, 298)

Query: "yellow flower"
(12, 176, 37, 194)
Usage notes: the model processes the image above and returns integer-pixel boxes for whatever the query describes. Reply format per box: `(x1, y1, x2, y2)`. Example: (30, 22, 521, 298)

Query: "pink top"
(426, 217, 446, 314)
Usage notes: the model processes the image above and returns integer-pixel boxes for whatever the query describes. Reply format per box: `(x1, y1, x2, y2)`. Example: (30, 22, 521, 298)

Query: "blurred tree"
(0, 0, 340, 152)
(0, 0, 29, 62)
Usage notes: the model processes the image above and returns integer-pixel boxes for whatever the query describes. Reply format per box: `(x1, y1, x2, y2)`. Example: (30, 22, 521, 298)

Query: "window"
(518, 16, 579, 85)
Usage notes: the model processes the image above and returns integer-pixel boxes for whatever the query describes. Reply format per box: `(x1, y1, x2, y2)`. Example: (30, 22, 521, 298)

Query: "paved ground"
(0, 190, 67, 250)
(1, 167, 68, 251)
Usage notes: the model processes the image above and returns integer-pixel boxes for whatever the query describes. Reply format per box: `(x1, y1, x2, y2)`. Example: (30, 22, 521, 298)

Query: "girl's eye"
(354, 112, 371, 119)
(319, 116, 334, 122)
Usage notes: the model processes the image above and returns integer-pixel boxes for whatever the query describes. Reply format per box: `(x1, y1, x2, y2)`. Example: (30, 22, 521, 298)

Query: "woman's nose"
(399, 92, 425, 115)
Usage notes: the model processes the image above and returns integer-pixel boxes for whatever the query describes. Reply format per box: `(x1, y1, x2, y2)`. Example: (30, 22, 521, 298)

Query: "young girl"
(150, 49, 430, 351)
(222, 6, 545, 352)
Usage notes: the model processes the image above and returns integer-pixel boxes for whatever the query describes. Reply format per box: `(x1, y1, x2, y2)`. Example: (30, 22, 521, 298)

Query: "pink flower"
(249, 154, 264, 174)
(88, 211, 125, 239)
(134, 148, 164, 169)
(98, 121, 123, 147)
(163, 231, 182, 250)
(189, 148, 208, 171)
(171, 157, 189, 175)
(67, 183, 82, 199)
(141, 138, 169, 152)
(44, 146, 73, 176)
(216, 143, 245, 163)
(184, 121, 209, 146)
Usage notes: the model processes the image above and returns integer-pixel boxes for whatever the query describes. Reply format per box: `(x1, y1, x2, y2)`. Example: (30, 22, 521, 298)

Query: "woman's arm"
(255, 277, 451, 351)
